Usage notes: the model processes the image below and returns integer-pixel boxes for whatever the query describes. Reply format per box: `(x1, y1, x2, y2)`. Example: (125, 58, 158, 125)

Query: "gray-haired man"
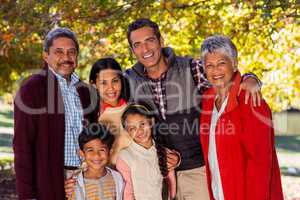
(13, 27, 96, 200)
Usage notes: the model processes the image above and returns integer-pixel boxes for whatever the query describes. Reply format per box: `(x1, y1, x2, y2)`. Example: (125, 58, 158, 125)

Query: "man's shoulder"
(124, 66, 143, 81)
(172, 55, 194, 69)
(76, 80, 90, 91)
(124, 67, 134, 76)
(19, 69, 48, 92)
(14, 69, 49, 107)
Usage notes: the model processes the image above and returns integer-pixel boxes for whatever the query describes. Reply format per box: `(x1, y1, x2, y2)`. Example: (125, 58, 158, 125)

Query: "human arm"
(165, 148, 181, 171)
(167, 170, 176, 199)
(116, 157, 135, 200)
(110, 131, 132, 165)
(239, 72, 262, 106)
(13, 86, 38, 199)
(64, 178, 76, 199)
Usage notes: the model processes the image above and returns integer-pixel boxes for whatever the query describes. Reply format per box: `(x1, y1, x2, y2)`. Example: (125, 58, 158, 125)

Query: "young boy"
(67, 124, 124, 200)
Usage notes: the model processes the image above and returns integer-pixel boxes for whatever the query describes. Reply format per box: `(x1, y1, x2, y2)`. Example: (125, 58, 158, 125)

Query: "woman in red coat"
(199, 35, 283, 200)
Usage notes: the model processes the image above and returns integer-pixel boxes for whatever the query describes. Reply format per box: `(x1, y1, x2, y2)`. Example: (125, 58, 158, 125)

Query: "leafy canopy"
(0, 0, 299, 111)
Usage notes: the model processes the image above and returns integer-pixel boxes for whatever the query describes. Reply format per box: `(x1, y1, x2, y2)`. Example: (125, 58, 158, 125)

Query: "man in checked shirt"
(125, 18, 262, 200)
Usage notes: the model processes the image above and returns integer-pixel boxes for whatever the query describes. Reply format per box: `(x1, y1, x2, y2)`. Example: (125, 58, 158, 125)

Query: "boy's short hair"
(78, 123, 115, 151)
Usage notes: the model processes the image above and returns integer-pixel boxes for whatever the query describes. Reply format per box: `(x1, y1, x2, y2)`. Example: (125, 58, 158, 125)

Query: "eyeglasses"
(53, 48, 77, 57)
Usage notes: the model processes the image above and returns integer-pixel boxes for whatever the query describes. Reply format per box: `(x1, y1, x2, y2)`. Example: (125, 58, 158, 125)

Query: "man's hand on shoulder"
(239, 73, 262, 107)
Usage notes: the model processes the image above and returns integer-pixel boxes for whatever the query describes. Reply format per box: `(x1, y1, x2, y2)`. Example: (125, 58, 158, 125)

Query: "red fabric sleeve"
(240, 99, 273, 200)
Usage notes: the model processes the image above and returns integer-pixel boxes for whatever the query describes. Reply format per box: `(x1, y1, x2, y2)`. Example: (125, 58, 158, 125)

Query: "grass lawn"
(0, 104, 13, 149)
(275, 135, 300, 153)
(0, 147, 13, 153)
(0, 104, 14, 161)
(0, 105, 13, 129)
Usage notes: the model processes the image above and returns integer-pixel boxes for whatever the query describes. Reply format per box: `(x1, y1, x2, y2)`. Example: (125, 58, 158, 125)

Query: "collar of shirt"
(143, 67, 167, 82)
(130, 139, 156, 157)
(48, 66, 80, 86)
(100, 98, 127, 114)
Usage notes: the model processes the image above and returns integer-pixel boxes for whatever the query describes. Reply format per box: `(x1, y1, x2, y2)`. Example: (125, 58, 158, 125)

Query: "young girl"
(89, 58, 132, 165)
(116, 103, 176, 200)
(70, 124, 124, 200)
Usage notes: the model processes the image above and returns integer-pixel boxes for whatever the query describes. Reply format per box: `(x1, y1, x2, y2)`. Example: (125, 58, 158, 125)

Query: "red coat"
(13, 67, 98, 200)
(200, 72, 283, 200)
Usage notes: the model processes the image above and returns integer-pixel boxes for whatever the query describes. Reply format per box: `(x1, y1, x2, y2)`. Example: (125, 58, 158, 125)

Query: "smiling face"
(124, 113, 153, 149)
(43, 37, 78, 79)
(79, 139, 109, 173)
(130, 26, 165, 72)
(95, 69, 122, 106)
(204, 51, 237, 90)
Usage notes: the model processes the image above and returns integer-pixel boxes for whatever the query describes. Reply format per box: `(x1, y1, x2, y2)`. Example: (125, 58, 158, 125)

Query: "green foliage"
(0, 0, 299, 111)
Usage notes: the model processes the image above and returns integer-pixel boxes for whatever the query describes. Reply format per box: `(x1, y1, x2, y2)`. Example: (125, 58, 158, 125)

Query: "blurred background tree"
(0, 0, 299, 111)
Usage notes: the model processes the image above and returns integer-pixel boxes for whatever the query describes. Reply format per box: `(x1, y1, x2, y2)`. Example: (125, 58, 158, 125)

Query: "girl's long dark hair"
(121, 102, 169, 199)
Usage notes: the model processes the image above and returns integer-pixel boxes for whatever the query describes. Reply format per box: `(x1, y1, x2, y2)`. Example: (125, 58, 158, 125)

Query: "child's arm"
(110, 131, 132, 165)
(116, 157, 134, 200)
(167, 170, 177, 199)
(166, 148, 181, 170)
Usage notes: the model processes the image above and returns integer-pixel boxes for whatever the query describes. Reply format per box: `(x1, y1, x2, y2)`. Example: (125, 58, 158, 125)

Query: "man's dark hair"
(78, 123, 115, 151)
(43, 27, 79, 53)
(127, 18, 161, 48)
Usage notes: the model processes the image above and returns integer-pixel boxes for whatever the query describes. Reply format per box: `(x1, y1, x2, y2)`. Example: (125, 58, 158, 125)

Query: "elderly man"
(125, 18, 261, 200)
(13, 28, 97, 200)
